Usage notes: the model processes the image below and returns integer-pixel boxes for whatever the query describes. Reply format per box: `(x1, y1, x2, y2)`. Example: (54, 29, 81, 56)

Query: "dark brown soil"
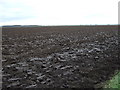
(2, 25, 119, 88)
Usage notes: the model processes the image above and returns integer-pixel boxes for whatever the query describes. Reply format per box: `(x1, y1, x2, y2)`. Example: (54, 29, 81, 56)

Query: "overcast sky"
(0, 0, 119, 25)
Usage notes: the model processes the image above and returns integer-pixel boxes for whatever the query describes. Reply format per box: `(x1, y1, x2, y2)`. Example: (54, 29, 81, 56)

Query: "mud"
(2, 25, 119, 88)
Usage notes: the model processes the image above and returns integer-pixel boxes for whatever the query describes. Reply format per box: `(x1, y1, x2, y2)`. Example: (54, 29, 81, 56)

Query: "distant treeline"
(2, 25, 40, 27)
(2, 25, 119, 28)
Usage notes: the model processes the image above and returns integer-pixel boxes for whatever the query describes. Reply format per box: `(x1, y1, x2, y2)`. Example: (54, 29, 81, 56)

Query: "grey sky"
(0, 0, 119, 25)
(0, 0, 36, 23)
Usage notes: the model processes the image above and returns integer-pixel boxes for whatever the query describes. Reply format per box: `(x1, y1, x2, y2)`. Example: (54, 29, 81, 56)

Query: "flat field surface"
(2, 25, 119, 88)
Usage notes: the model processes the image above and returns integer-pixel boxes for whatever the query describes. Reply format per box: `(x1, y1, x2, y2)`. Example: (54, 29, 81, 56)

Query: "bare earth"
(2, 25, 119, 88)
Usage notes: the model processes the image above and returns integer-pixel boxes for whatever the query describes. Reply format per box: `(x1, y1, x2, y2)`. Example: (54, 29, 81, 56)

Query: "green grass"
(104, 71, 120, 89)
(94, 70, 120, 89)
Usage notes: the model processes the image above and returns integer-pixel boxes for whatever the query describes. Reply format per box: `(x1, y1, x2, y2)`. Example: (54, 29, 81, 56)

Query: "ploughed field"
(2, 25, 119, 88)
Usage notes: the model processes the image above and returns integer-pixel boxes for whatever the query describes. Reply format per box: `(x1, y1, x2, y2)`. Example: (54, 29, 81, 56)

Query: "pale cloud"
(0, 0, 36, 23)
(0, 0, 119, 25)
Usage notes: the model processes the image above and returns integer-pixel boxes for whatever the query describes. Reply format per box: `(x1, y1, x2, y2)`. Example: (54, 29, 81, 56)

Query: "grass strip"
(104, 71, 120, 89)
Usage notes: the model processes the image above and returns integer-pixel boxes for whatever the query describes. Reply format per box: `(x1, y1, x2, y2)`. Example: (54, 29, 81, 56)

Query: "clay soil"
(2, 25, 119, 88)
